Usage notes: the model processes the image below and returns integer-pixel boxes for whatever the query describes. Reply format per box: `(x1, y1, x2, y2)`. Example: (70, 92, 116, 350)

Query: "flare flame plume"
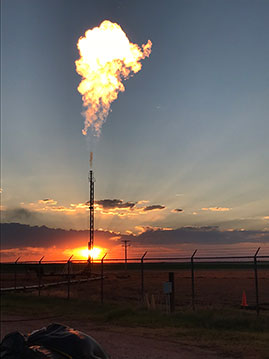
(75, 20, 152, 136)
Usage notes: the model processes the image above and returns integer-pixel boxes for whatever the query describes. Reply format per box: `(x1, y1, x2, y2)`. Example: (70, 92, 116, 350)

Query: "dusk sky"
(1, 0, 269, 260)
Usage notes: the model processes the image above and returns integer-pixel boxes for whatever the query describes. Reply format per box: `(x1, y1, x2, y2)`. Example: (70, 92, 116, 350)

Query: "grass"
(2, 293, 269, 358)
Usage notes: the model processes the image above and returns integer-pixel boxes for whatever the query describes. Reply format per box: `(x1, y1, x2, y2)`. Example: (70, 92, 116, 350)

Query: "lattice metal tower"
(88, 152, 95, 261)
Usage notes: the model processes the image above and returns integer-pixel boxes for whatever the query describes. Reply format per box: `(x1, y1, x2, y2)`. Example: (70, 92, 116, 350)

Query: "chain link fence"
(1, 249, 268, 314)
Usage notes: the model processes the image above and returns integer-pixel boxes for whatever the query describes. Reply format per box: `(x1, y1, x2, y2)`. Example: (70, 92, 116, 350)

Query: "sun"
(76, 246, 103, 260)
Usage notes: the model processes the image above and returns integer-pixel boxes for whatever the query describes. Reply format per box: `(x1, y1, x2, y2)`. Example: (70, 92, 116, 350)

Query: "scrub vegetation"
(2, 293, 269, 358)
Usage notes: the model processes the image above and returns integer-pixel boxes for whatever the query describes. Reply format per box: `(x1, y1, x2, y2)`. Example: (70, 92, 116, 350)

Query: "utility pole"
(121, 240, 130, 271)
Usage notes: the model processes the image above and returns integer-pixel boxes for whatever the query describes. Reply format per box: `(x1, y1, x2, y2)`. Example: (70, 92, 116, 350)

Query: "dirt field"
(1, 313, 233, 359)
(1, 267, 269, 309)
(39, 269, 269, 309)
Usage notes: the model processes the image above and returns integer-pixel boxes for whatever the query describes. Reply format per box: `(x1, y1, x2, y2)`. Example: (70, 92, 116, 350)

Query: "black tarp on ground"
(0, 323, 108, 359)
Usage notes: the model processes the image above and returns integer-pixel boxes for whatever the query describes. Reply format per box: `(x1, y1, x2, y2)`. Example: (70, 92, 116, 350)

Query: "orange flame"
(75, 20, 152, 136)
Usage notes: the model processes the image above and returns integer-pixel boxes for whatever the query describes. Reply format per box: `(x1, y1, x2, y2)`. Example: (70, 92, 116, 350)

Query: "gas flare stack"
(88, 152, 95, 272)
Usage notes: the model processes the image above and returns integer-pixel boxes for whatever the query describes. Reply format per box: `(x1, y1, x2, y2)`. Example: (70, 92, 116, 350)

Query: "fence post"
(169, 272, 175, 312)
(141, 251, 147, 302)
(67, 255, 73, 300)
(254, 247, 260, 316)
(38, 256, 44, 297)
(100, 253, 107, 304)
(191, 249, 197, 311)
(14, 257, 20, 292)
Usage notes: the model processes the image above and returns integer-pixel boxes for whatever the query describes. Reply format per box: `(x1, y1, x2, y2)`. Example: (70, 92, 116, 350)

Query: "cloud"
(3, 208, 39, 222)
(71, 203, 88, 209)
(143, 205, 165, 211)
(130, 226, 269, 246)
(4, 197, 168, 222)
(137, 200, 150, 205)
(171, 208, 184, 213)
(109, 236, 121, 241)
(94, 199, 166, 217)
(95, 199, 136, 209)
(201, 207, 231, 212)
(20, 199, 88, 215)
(135, 225, 173, 234)
(0, 222, 121, 250)
(38, 199, 57, 205)
(1, 223, 269, 261)
(0, 247, 49, 259)
(94, 199, 138, 217)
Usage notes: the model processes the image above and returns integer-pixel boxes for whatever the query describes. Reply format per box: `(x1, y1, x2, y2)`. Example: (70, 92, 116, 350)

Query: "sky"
(1, 0, 269, 260)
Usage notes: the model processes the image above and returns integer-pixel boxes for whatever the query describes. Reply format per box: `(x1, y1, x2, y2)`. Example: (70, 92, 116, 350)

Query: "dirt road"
(1, 314, 231, 359)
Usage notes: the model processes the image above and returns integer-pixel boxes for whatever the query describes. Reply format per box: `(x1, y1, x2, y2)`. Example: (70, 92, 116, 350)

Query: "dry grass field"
(1, 263, 268, 310)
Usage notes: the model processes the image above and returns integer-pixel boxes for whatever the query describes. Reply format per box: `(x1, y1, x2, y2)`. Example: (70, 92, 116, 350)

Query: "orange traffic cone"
(241, 290, 248, 308)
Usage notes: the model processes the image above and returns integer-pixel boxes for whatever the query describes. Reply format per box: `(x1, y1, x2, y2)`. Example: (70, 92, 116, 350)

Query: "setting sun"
(75, 246, 103, 260)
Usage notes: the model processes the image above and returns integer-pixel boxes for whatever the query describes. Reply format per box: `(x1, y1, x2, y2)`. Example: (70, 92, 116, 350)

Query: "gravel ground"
(1, 314, 232, 359)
